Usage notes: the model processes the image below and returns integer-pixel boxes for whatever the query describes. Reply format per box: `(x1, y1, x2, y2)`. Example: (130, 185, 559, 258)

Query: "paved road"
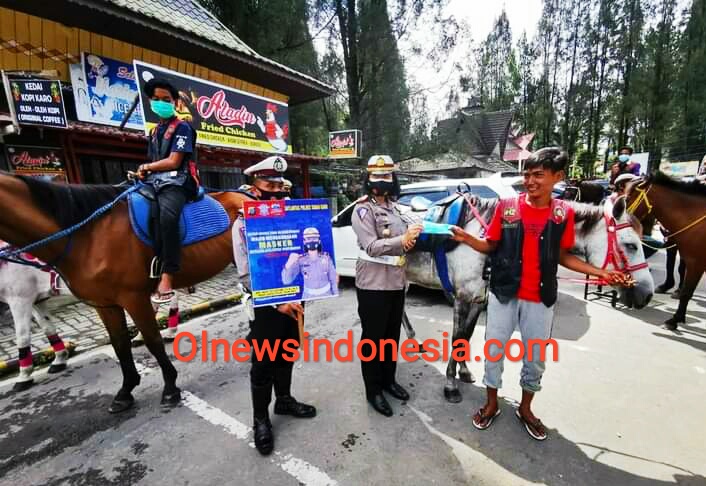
(1, 254, 705, 485)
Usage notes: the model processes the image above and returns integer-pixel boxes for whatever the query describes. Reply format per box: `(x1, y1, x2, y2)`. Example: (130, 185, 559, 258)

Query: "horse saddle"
(127, 185, 230, 248)
(416, 192, 469, 253)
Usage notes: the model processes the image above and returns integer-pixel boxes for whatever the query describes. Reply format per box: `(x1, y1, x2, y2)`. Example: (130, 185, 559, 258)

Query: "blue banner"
(244, 199, 338, 307)
(72, 53, 143, 130)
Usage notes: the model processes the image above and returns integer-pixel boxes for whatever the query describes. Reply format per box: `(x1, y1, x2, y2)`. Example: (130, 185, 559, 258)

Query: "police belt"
(357, 250, 406, 267)
(303, 283, 332, 296)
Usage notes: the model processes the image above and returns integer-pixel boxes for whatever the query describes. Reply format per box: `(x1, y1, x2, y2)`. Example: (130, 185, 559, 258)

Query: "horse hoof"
(13, 380, 34, 392)
(109, 395, 135, 413)
(48, 363, 67, 374)
(444, 387, 462, 403)
(161, 388, 182, 407)
(458, 371, 476, 384)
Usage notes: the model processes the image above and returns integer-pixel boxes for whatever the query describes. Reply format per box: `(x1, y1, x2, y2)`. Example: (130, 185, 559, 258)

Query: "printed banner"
(328, 129, 361, 159)
(2, 73, 67, 128)
(69, 53, 143, 130)
(243, 198, 338, 307)
(133, 60, 291, 154)
(4, 145, 67, 182)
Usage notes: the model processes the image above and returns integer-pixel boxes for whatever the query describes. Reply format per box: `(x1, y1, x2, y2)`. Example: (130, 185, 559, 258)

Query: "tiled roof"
(100, 0, 330, 94)
(107, 0, 256, 56)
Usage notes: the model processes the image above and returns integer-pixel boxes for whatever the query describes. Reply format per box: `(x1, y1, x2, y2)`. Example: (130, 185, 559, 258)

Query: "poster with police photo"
(243, 199, 338, 307)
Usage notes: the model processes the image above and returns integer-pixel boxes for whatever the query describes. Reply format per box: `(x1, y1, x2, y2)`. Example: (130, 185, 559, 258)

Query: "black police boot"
(384, 382, 410, 401)
(273, 367, 316, 418)
(251, 383, 274, 455)
(367, 393, 393, 417)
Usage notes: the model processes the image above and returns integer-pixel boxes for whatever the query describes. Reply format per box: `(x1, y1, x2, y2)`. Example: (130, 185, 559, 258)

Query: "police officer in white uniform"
(351, 155, 423, 417)
(282, 227, 338, 299)
(231, 155, 316, 456)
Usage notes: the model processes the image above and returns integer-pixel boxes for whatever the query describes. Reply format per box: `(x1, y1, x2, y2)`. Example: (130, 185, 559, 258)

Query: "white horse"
(0, 257, 74, 391)
(406, 196, 654, 402)
(0, 250, 182, 391)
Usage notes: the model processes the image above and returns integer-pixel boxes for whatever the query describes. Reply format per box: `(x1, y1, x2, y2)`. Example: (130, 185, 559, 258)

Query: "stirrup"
(150, 257, 163, 279)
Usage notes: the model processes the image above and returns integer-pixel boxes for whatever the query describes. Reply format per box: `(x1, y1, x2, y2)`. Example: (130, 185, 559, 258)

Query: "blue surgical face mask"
(618, 154, 631, 163)
(150, 99, 176, 119)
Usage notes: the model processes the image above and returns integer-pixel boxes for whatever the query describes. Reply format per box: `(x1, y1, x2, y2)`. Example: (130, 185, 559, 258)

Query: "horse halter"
(627, 180, 653, 217)
(602, 213, 648, 274)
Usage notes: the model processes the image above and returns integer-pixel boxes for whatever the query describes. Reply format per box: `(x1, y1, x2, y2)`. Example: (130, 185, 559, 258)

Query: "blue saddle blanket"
(127, 191, 230, 247)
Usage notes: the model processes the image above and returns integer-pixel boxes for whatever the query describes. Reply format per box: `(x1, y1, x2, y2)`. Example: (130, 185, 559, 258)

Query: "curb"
(0, 293, 242, 378)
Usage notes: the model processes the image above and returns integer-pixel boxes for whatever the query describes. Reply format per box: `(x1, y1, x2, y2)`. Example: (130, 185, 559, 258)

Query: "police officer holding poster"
(351, 155, 423, 417)
(231, 155, 316, 457)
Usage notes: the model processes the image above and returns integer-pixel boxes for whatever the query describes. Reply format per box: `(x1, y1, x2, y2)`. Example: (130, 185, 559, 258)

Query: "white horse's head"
(572, 198, 654, 309)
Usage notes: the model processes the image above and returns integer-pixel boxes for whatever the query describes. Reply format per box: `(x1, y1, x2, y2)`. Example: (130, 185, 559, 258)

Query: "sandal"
(151, 290, 176, 305)
(472, 406, 501, 430)
(515, 409, 547, 441)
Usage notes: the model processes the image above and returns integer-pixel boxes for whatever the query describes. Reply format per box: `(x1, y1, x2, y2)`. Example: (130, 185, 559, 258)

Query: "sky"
(403, 0, 544, 123)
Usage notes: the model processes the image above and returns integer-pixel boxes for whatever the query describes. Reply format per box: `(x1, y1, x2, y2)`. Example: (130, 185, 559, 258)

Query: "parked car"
(332, 176, 519, 278)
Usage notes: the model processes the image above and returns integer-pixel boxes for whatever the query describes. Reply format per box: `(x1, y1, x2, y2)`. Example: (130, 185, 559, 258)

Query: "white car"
(332, 176, 520, 278)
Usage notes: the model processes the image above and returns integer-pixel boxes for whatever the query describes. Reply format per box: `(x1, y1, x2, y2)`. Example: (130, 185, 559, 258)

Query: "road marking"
(695, 366, 705, 375)
(127, 350, 339, 485)
(409, 406, 538, 485)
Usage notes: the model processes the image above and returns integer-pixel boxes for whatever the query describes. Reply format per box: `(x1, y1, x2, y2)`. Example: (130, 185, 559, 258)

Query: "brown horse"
(0, 172, 251, 411)
(626, 172, 706, 329)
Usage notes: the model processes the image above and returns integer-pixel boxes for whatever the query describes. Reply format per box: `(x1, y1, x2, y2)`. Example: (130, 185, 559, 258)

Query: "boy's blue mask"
(618, 154, 631, 163)
(150, 99, 176, 118)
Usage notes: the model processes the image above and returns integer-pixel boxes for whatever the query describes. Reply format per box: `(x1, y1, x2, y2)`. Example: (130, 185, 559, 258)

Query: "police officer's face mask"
(369, 174, 394, 196)
(303, 239, 321, 251)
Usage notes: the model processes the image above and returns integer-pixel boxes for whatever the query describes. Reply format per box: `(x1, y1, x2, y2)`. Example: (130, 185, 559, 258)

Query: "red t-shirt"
(487, 195, 575, 302)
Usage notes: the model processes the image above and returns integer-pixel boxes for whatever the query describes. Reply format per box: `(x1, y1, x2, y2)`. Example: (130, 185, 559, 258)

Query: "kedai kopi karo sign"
(133, 60, 291, 154)
(69, 53, 144, 130)
(2, 73, 68, 129)
(243, 199, 338, 307)
(328, 129, 362, 159)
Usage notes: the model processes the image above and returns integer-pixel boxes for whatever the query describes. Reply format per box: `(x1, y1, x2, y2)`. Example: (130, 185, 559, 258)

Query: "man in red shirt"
(451, 147, 628, 440)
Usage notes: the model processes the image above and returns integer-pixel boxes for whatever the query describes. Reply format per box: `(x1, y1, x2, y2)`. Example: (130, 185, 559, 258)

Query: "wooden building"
(0, 0, 333, 195)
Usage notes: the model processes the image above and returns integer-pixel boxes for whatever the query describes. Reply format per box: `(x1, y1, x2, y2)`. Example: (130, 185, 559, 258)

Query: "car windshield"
(397, 190, 449, 206)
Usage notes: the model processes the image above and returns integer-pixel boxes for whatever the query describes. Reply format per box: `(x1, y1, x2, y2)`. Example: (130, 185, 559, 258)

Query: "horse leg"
(97, 306, 141, 413)
(457, 303, 484, 384)
(664, 263, 703, 330)
(444, 299, 469, 403)
(124, 297, 180, 407)
(162, 293, 179, 342)
(9, 298, 35, 392)
(32, 301, 69, 374)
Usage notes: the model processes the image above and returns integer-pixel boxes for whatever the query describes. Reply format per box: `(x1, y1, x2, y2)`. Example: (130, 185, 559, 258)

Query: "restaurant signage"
(2, 73, 68, 129)
(328, 129, 361, 159)
(133, 60, 291, 154)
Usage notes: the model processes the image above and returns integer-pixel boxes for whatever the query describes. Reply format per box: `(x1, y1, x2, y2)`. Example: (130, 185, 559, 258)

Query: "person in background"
(610, 146, 641, 185)
(451, 147, 629, 441)
(231, 155, 316, 456)
(351, 155, 423, 417)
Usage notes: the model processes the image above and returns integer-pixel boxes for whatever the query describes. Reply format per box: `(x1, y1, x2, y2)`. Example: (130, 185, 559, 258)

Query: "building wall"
(0, 7, 288, 103)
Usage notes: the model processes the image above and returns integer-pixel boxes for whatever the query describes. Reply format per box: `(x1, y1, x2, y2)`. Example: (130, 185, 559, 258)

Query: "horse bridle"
(626, 180, 653, 216)
(602, 213, 649, 275)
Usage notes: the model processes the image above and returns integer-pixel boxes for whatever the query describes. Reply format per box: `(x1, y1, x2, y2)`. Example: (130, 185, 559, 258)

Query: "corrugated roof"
(107, 0, 256, 55)
(100, 0, 331, 95)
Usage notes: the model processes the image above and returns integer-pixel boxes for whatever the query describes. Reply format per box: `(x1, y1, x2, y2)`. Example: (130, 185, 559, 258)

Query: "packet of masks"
(421, 221, 454, 235)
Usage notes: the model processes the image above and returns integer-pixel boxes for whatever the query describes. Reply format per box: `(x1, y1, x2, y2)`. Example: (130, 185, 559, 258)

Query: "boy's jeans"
(483, 293, 555, 393)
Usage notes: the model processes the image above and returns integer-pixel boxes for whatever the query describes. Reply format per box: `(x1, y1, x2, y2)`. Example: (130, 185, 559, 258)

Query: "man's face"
(523, 166, 564, 199)
(151, 87, 174, 103)
(253, 179, 284, 199)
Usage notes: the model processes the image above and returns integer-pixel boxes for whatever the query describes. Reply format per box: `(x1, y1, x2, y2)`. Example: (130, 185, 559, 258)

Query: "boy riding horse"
(137, 78, 199, 305)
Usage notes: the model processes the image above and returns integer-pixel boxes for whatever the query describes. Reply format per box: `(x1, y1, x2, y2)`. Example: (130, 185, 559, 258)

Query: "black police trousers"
(248, 306, 299, 419)
(356, 288, 405, 398)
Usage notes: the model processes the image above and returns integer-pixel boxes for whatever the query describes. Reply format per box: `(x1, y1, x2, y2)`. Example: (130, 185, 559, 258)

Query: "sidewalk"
(0, 266, 241, 366)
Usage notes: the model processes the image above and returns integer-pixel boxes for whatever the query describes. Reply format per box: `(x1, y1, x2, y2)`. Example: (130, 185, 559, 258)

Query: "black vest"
(489, 197, 570, 308)
(146, 118, 199, 191)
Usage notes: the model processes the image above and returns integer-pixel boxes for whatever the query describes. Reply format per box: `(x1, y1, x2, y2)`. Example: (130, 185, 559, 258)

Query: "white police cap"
(244, 155, 288, 181)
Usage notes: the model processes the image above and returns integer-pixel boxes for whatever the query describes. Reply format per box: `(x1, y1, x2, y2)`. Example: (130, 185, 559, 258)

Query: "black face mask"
(370, 181, 395, 196)
(304, 241, 321, 251)
(258, 190, 288, 200)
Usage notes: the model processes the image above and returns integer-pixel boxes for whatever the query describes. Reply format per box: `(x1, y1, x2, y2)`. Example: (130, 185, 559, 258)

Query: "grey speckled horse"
(405, 197, 654, 402)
